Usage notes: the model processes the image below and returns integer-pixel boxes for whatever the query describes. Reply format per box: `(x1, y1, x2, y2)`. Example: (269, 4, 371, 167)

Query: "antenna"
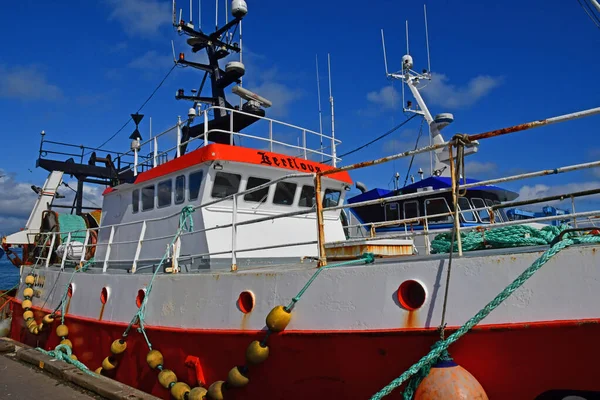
(224, 0, 228, 26)
(405, 20, 410, 55)
(179, 8, 183, 24)
(172, 0, 177, 25)
(380, 29, 389, 76)
(239, 19, 243, 108)
(215, 0, 218, 31)
(198, 0, 201, 29)
(171, 40, 177, 63)
(328, 53, 337, 167)
(189, 0, 193, 26)
(316, 54, 324, 160)
(424, 4, 431, 74)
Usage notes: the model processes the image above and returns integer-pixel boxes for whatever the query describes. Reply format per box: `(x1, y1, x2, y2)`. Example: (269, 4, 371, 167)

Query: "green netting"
(57, 214, 87, 243)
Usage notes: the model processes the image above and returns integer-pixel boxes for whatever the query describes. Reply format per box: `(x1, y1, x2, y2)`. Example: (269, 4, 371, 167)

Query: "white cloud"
(247, 82, 302, 118)
(106, 0, 171, 37)
(0, 170, 104, 236)
(366, 86, 400, 111)
(0, 65, 63, 101)
(517, 182, 600, 209)
(421, 73, 502, 109)
(464, 161, 497, 175)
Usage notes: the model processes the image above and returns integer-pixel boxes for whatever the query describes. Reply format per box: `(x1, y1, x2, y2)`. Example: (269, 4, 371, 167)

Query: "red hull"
(9, 302, 600, 400)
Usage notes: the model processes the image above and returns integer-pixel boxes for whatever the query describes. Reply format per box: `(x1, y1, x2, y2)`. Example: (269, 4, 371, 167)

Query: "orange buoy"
(415, 359, 488, 400)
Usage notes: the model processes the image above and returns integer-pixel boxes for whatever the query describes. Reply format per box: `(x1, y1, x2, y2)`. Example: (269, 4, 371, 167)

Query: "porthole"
(136, 289, 146, 308)
(397, 280, 426, 310)
(237, 291, 255, 314)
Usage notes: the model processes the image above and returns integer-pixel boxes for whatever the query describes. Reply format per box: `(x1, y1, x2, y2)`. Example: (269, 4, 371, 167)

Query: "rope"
(431, 224, 571, 254)
(122, 206, 195, 350)
(370, 233, 600, 399)
(285, 252, 375, 312)
(36, 344, 96, 376)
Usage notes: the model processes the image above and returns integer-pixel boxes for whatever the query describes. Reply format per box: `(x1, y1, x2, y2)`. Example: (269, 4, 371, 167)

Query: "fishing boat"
(2, 2, 600, 400)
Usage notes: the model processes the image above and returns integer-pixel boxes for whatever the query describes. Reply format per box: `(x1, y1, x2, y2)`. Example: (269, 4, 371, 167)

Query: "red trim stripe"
(104, 144, 351, 195)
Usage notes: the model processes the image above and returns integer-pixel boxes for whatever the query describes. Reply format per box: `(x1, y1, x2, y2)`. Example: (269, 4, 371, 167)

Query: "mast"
(328, 53, 336, 167)
(316, 55, 324, 161)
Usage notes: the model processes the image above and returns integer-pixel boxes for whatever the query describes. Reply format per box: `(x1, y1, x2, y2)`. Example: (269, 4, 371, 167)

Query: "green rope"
(285, 252, 375, 312)
(122, 205, 195, 350)
(36, 344, 96, 376)
(52, 258, 94, 322)
(430, 224, 571, 254)
(371, 233, 600, 399)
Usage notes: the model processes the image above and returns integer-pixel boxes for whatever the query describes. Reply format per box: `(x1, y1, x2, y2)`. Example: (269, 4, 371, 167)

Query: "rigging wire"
(88, 63, 179, 154)
(577, 0, 600, 28)
(62, 182, 102, 209)
(403, 118, 425, 187)
(328, 114, 418, 162)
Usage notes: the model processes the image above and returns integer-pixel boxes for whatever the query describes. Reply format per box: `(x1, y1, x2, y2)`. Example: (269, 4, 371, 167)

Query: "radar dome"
(402, 55, 413, 71)
(232, 0, 248, 18)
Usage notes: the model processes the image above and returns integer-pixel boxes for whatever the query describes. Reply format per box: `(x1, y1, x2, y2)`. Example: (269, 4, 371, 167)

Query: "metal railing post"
(203, 110, 209, 147)
(269, 120, 273, 152)
(302, 130, 307, 159)
(571, 195, 578, 228)
(315, 174, 327, 267)
(45, 233, 56, 268)
(103, 226, 115, 272)
(153, 137, 158, 167)
(231, 195, 238, 271)
(230, 111, 234, 145)
(60, 232, 71, 271)
(131, 221, 147, 274)
(176, 116, 182, 158)
(79, 229, 90, 265)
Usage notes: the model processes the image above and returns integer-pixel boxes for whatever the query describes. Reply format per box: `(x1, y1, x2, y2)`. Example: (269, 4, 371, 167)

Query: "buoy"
(56, 324, 69, 338)
(158, 369, 177, 389)
(28, 325, 39, 335)
(23, 310, 34, 320)
(415, 359, 489, 400)
(25, 275, 35, 285)
(265, 305, 291, 332)
(146, 349, 164, 369)
(60, 339, 73, 349)
(246, 340, 269, 364)
(95, 367, 103, 374)
(70, 354, 78, 361)
(110, 339, 127, 355)
(22, 299, 32, 309)
(170, 382, 191, 400)
(23, 288, 34, 298)
(207, 380, 225, 400)
(42, 314, 54, 324)
(102, 356, 118, 370)
(188, 387, 208, 400)
(227, 366, 249, 387)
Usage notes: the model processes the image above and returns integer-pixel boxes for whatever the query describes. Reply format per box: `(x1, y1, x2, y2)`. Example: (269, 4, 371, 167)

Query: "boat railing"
(112, 105, 341, 178)
(30, 106, 600, 270)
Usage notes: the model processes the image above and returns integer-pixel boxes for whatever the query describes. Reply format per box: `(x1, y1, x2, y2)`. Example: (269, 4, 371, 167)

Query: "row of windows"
(384, 197, 505, 225)
(132, 170, 342, 213)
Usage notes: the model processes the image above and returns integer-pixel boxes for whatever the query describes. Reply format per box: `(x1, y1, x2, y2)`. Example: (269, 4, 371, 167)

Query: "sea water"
(0, 252, 20, 290)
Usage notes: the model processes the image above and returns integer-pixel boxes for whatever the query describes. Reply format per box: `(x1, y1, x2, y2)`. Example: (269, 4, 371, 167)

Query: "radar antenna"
(170, 0, 271, 155)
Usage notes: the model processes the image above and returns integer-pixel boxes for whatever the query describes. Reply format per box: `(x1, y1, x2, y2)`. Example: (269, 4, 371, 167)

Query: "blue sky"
(1, 0, 600, 233)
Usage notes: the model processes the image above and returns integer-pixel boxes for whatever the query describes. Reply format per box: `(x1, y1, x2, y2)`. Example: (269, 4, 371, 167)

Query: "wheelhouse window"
(273, 182, 297, 206)
(244, 177, 270, 203)
(458, 197, 477, 223)
(132, 189, 139, 213)
(141, 185, 155, 211)
(385, 202, 400, 221)
(425, 198, 453, 224)
(299, 185, 315, 208)
(175, 175, 185, 204)
(324, 189, 341, 207)
(493, 200, 508, 222)
(189, 170, 204, 201)
(403, 200, 420, 224)
(471, 198, 490, 223)
(211, 172, 241, 198)
(157, 179, 172, 208)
